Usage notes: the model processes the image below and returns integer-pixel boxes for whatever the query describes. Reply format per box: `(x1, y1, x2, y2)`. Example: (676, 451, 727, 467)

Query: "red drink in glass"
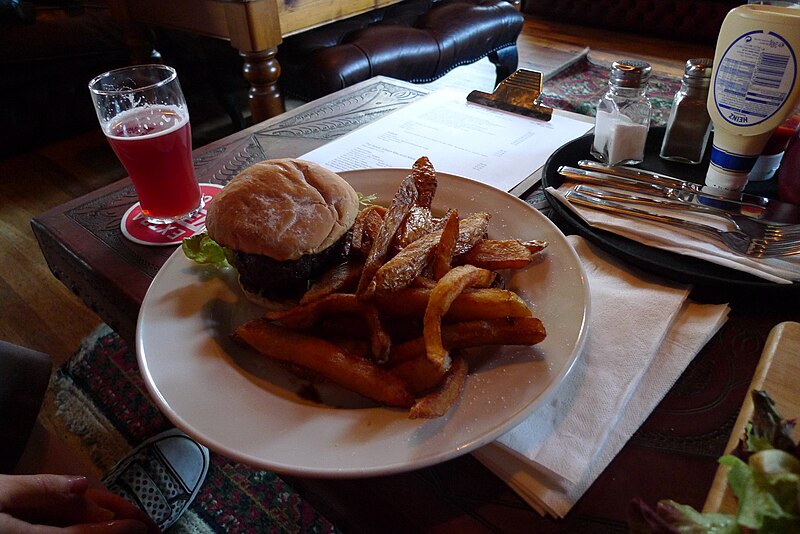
(106, 105, 201, 221)
(90, 65, 202, 224)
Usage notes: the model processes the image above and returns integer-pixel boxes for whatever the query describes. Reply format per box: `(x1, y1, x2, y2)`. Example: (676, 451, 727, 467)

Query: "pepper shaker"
(660, 58, 713, 164)
(591, 60, 652, 166)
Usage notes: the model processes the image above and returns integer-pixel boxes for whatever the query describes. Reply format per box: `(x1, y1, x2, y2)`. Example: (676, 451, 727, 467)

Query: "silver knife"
(558, 165, 800, 225)
(577, 160, 780, 208)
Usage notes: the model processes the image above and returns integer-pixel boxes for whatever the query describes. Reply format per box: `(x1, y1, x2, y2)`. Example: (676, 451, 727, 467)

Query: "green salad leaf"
(357, 192, 378, 208)
(629, 390, 800, 534)
(181, 233, 233, 269)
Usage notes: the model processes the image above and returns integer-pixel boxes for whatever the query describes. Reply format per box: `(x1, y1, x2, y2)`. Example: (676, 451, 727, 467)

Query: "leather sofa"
(278, 0, 525, 101)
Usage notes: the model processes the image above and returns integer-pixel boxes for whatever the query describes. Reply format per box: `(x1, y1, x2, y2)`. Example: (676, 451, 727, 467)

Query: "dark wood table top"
(32, 76, 799, 532)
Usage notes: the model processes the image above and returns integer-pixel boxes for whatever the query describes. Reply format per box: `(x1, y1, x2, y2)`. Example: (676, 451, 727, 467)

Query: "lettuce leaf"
(629, 391, 800, 534)
(181, 233, 233, 269)
(357, 192, 377, 208)
(721, 452, 799, 532)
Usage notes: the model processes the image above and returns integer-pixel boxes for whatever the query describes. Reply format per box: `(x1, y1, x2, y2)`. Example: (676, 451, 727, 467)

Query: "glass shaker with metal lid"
(591, 59, 652, 166)
(660, 58, 714, 164)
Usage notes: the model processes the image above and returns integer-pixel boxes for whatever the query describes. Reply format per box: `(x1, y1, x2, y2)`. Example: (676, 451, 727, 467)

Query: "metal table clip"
(466, 69, 553, 121)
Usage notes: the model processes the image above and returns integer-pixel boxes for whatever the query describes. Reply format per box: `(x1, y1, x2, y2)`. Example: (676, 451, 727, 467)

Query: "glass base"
(141, 196, 205, 226)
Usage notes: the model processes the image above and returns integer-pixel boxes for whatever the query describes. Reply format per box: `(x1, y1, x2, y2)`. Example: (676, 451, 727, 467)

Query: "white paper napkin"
(547, 184, 800, 284)
(473, 235, 730, 518)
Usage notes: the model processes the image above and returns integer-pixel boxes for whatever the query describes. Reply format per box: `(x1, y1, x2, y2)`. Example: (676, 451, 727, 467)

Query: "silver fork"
(573, 185, 800, 241)
(559, 166, 800, 236)
(564, 190, 800, 258)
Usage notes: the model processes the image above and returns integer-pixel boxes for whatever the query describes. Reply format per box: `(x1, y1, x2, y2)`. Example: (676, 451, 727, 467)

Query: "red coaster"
(121, 183, 222, 246)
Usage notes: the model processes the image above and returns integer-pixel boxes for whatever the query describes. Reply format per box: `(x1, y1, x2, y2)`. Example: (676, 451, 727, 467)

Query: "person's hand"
(0, 474, 159, 533)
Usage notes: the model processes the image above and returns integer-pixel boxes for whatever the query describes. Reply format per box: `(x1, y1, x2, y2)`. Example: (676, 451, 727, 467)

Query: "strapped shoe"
(102, 428, 210, 531)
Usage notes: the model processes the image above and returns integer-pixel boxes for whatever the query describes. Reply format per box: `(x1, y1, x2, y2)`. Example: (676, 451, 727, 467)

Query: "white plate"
(136, 169, 590, 478)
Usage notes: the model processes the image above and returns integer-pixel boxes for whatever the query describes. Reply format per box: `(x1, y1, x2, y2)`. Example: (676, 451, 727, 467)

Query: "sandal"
(102, 428, 209, 531)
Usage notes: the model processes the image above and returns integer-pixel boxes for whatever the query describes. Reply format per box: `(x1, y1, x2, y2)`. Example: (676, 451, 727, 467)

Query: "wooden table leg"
(241, 48, 285, 123)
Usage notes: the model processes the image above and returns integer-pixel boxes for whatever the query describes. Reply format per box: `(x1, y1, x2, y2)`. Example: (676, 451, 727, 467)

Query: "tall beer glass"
(89, 65, 203, 224)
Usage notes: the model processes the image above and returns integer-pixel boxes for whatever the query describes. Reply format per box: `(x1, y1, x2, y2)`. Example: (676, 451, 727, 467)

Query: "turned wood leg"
(241, 48, 285, 124)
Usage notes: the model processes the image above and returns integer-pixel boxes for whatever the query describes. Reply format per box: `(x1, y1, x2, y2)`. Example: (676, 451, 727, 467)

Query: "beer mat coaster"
(121, 183, 222, 246)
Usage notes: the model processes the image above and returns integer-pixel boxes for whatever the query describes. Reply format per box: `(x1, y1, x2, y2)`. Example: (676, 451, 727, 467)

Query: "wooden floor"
(0, 15, 714, 368)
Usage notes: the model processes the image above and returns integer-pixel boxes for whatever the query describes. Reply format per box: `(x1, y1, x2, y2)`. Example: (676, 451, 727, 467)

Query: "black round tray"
(541, 126, 798, 292)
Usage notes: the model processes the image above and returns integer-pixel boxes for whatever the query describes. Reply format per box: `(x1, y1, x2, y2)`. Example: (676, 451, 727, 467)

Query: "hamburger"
(202, 158, 359, 310)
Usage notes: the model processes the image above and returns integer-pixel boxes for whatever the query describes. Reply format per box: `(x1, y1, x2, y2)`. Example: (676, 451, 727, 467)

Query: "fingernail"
(67, 475, 89, 495)
(92, 506, 117, 522)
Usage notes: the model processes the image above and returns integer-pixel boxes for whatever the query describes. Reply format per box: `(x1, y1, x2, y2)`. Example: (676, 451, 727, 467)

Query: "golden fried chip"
(432, 209, 458, 280)
(409, 358, 468, 419)
(266, 293, 391, 363)
(411, 155, 437, 209)
(373, 287, 532, 322)
(356, 174, 418, 296)
(424, 265, 496, 372)
(389, 316, 546, 364)
(390, 356, 446, 394)
(235, 319, 414, 407)
(372, 212, 490, 294)
(301, 261, 363, 304)
(458, 239, 548, 270)
(392, 206, 434, 253)
(361, 301, 392, 364)
(351, 205, 386, 258)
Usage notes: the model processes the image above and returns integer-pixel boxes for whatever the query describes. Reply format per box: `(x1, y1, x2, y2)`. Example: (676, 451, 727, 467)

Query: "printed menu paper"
(300, 88, 593, 194)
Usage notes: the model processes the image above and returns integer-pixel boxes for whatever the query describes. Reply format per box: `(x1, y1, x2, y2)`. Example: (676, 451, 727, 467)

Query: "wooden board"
(703, 321, 800, 514)
(278, 0, 406, 36)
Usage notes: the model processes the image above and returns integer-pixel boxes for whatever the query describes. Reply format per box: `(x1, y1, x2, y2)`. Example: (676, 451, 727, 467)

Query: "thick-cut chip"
(351, 205, 386, 258)
(390, 356, 446, 394)
(301, 261, 363, 304)
(319, 315, 369, 340)
(266, 293, 360, 328)
(389, 316, 546, 364)
(392, 206, 434, 253)
(373, 287, 532, 322)
(234, 319, 414, 407)
(371, 212, 490, 294)
(409, 358, 468, 419)
(424, 265, 496, 372)
(411, 155, 437, 209)
(356, 174, 418, 296)
(361, 302, 392, 364)
(326, 336, 371, 360)
(432, 209, 458, 280)
(392, 156, 438, 252)
(458, 239, 549, 270)
(266, 293, 391, 362)
(411, 276, 437, 289)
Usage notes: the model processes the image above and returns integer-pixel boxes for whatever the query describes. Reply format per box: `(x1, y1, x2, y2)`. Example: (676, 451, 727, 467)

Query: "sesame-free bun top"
(206, 159, 359, 261)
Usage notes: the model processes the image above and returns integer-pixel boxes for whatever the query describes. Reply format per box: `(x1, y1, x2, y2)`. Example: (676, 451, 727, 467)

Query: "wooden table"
(107, 0, 405, 122)
(32, 76, 800, 531)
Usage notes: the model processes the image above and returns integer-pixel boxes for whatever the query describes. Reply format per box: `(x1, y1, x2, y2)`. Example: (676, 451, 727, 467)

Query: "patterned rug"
(540, 56, 681, 126)
(42, 324, 338, 534)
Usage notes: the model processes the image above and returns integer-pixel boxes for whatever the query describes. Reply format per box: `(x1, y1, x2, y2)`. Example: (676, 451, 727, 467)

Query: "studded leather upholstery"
(279, 0, 525, 100)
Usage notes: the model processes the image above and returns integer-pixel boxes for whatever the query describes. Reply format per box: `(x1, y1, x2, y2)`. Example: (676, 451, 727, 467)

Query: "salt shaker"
(591, 60, 652, 166)
(660, 58, 713, 164)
